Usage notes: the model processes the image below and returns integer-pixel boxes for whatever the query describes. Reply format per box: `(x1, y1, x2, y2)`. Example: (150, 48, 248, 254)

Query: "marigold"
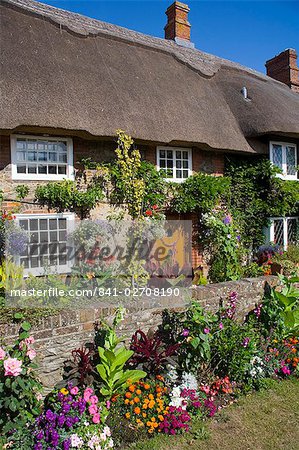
(124, 399, 130, 405)
(142, 412, 147, 418)
(144, 384, 150, 390)
(136, 389, 142, 395)
(125, 392, 132, 399)
(134, 407, 141, 415)
(60, 388, 69, 395)
(158, 415, 164, 421)
(125, 412, 131, 419)
(129, 385, 136, 392)
(134, 397, 140, 403)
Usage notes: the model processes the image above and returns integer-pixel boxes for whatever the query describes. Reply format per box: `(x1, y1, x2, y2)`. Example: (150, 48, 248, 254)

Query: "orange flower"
(142, 412, 147, 418)
(158, 415, 164, 421)
(124, 399, 130, 405)
(125, 412, 130, 419)
(156, 375, 164, 381)
(148, 394, 154, 400)
(134, 407, 141, 415)
(136, 389, 142, 395)
(125, 392, 132, 399)
(144, 384, 150, 390)
(129, 385, 136, 392)
(134, 397, 140, 403)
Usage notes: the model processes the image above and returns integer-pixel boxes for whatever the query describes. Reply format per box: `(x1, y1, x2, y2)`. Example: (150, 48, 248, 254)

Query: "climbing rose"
(0, 347, 6, 360)
(4, 357, 22, 376)
(27, 348, 37, 360)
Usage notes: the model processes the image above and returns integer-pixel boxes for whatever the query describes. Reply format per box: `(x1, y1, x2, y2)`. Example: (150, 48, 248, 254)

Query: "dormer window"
(270, 142, 297, 180)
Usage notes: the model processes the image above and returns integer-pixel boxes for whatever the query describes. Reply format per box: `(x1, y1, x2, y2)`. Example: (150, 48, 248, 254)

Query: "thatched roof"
(1, 0, 299, 153)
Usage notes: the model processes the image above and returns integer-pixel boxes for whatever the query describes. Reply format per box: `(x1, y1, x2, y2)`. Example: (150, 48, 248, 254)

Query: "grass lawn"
(125, 378, 299, 450)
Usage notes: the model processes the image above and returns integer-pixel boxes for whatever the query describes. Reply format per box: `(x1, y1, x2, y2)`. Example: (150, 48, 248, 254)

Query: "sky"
(42, 1, 298, 73)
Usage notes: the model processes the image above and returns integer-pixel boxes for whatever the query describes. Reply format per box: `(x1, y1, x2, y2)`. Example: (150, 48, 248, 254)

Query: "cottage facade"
(0, 0, 299, 274)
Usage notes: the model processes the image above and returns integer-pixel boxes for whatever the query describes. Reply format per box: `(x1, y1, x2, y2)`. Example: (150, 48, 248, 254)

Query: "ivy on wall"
(225, 156, 299, 250)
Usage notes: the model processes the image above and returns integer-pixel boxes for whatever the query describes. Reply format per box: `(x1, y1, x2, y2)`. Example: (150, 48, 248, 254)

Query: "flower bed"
(0, 275, 298, 449)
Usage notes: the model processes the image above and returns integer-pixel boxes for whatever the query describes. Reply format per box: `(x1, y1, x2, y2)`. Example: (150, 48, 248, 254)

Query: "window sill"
(275, 174, 298, 181)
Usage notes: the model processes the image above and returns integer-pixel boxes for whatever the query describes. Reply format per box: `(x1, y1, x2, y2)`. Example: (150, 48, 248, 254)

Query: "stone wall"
(0, 276, 278, 389)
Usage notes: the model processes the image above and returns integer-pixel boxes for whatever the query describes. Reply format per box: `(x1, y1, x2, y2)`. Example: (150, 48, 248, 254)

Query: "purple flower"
(34, 444, 43, 450)
(236, 235, 241, 241)
(223, 215, 232, 225)
(204, 328, 210, 334)
(63, 439, 71, 450)
(182, 329, 190, 337)
(242, 337, 250, 348)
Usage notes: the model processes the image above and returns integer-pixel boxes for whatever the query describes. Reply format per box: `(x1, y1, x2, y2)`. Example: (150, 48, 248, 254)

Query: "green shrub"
(0, 317, 42, 435)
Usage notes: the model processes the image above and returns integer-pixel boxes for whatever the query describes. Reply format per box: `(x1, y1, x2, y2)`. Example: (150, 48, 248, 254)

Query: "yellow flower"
(60, 388, 69, 396)
(125, 412, 131, 419)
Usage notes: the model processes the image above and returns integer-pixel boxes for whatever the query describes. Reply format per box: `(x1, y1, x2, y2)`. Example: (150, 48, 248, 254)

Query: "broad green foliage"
(96, 309, 146, 397)
(271, 275, 299, 336)
(171, 173, 230, 214)
(35, 179, 104, 218)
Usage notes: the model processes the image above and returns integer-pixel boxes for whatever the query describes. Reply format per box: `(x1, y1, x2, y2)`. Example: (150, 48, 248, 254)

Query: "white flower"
(70, 434, 84, 448)
(103, 426, 111, 437)
(181, 372, 198, 391)
(108, 439, 114, 448)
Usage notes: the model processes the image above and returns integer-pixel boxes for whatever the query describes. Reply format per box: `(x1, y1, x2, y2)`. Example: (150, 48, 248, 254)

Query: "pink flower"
(0, 347, 6, 360)
(26, 349, 36, 360)
(88, 404, 98, 415)
(219, 322, 223, 330)
(84, 387, 93, 402)
(204, 328, 210, 334)
(70, 386, 79, 395)
(90, 395, 98, 404)
(4, 357, 22, 377)
(281, 365, 291, 376)
(106, 400, 111, 409)
(92, 413, 100, 424)
(25, 336, 35, 345)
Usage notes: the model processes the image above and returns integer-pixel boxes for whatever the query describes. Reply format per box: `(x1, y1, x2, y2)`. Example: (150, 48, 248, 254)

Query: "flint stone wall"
(0, 276, 278, 389)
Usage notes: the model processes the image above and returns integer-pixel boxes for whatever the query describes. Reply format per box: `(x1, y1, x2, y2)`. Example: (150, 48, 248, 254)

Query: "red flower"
(145, 210, 153, 216)
(152, 205, 158, 210)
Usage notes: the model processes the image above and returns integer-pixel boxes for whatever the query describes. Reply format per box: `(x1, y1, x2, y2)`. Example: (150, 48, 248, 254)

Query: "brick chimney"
(265, 49, 299, 93)
(164, 2, 194, 48)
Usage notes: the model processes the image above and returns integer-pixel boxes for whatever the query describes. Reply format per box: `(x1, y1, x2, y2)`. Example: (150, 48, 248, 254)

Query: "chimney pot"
(164, 2, 194, 48)
(265, 49, 299, 93)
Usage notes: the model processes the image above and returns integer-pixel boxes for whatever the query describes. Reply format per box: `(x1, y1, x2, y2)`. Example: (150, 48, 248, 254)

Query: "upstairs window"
(157, 147, 192, 182)
(270, 142, 297, 180)
(11, 135, 74, 181)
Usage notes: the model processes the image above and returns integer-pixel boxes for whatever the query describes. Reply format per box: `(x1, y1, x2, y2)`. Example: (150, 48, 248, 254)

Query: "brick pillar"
(265, 49, 299, 93)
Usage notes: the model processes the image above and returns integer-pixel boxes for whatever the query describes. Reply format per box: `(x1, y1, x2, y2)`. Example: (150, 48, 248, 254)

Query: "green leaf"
(21, 321, 31, 331)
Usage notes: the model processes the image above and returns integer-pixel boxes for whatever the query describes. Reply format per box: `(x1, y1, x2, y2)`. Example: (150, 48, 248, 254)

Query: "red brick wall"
(0, 135, 10, 170)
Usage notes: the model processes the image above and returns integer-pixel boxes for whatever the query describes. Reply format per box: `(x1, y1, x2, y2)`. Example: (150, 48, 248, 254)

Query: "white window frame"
(269, 141, 298, 181)
(11, 135, 74, 181)
(14, 213, 75, 276)
(266, 216, 298, 250)
(156, 146, 192, 182)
